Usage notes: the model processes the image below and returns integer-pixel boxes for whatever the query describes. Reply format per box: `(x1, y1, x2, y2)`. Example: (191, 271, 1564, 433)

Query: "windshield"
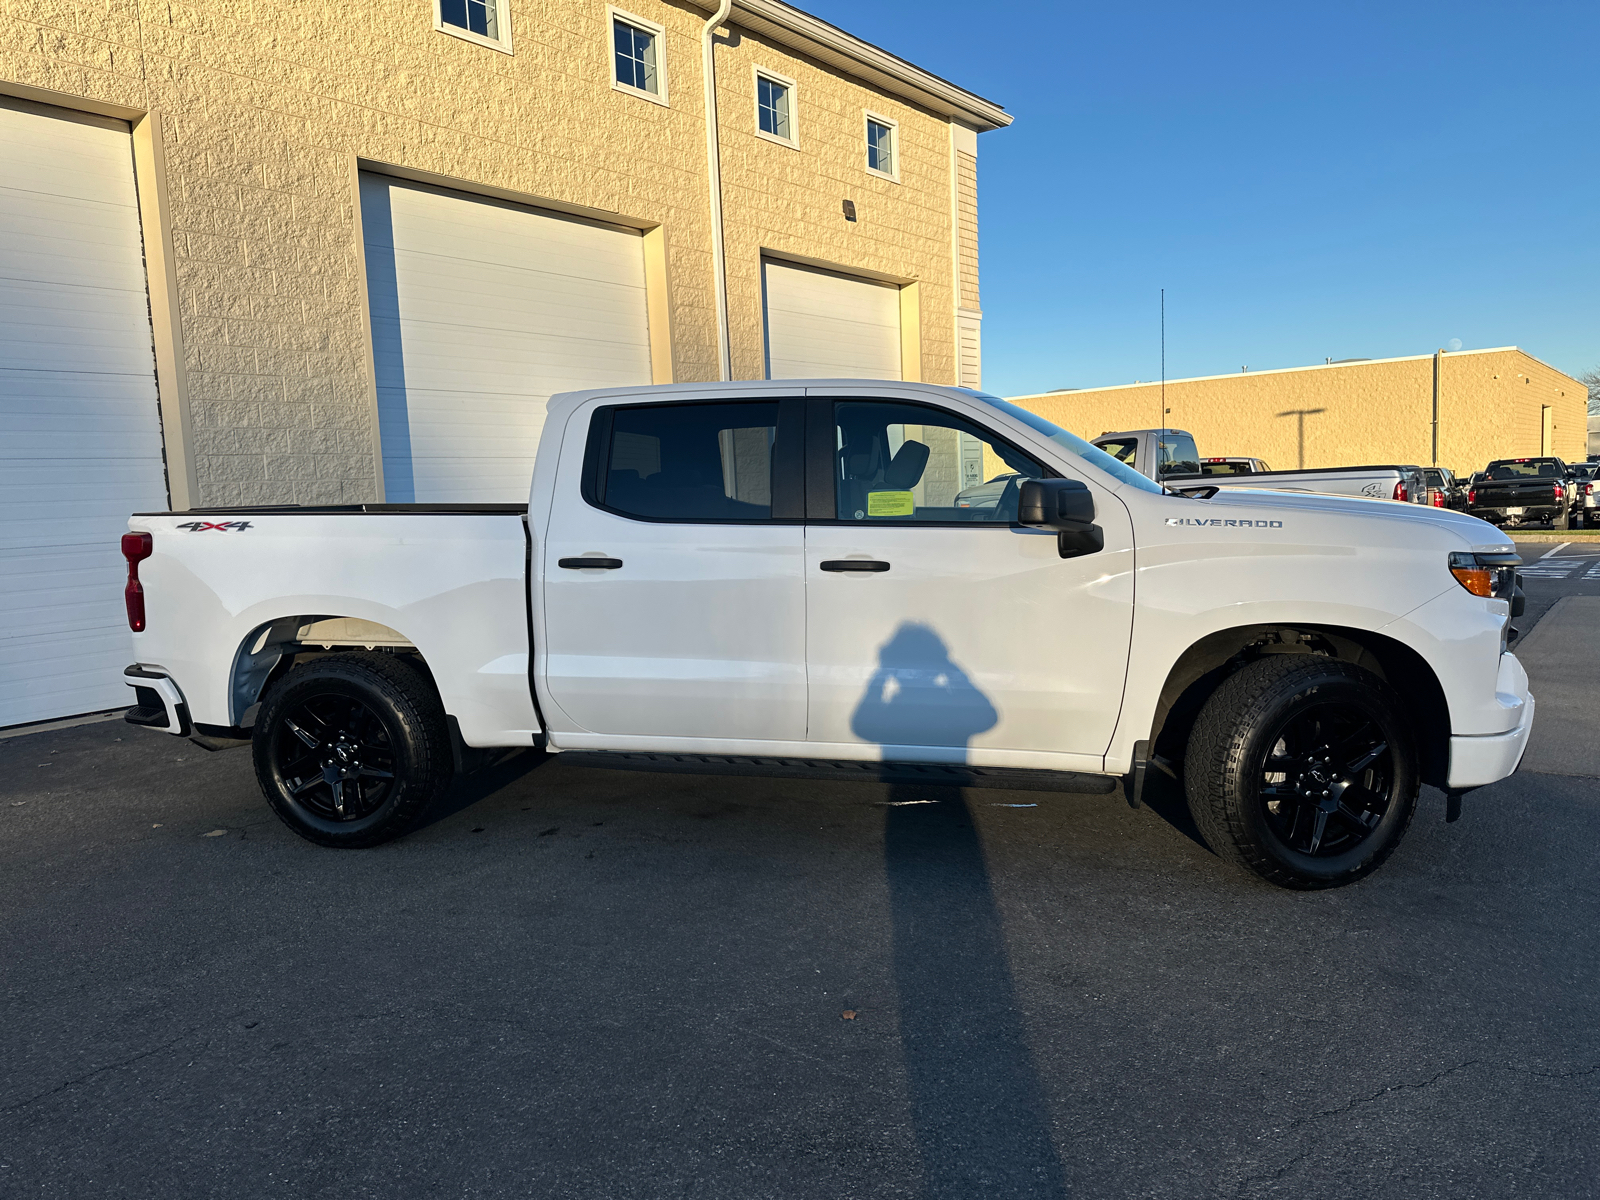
(971, 394, 1165, 494)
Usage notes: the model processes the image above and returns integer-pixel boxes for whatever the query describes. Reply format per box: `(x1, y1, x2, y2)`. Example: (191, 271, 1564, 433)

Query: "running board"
(556, 751, 1117, 794)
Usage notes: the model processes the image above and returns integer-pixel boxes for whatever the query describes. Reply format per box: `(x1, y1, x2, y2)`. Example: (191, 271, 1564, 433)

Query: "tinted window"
(601, 402, 778, 521)
(832, 401, 1042, 523)
(1157, 433, 1200, 477)
(1201, 461, 1249, 476)
(1488, 459, 1559, 479)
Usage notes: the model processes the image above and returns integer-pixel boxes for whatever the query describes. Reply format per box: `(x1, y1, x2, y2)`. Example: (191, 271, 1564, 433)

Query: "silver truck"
(1092, 429, 1427, 505)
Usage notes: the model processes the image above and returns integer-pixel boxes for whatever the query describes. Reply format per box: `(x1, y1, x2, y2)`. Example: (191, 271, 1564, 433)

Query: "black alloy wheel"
(253, 652, 452, 848)
(270, 692, 398, 822)
(1257, 703, 1393, 857)
(1185, 655, 1418, 889)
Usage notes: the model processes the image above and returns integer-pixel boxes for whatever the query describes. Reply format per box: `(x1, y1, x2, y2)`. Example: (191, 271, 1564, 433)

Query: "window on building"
(436, 0, 510, 51)
(866, 116, 897, 179)
(757, 73, 793, 143)
(612, 13, 663, 98)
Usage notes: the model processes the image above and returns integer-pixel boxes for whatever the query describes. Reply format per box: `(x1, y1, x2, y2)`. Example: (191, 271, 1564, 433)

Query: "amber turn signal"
(1450, 565, 1494, 597)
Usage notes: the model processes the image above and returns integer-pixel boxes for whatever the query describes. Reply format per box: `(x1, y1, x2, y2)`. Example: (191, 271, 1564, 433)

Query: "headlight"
(1449, 551, 1520, 599)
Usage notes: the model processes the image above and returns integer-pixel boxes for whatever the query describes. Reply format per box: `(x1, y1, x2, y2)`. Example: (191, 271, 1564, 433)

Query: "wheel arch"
(227, 614, 426, 728)
(1147, 624, 1450, 789)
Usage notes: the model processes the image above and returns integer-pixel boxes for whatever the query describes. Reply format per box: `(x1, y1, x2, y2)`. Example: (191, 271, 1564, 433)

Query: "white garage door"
(762, 259, 901, 380)
(0, 98, 168, 729)
(360, 176, 654, 502)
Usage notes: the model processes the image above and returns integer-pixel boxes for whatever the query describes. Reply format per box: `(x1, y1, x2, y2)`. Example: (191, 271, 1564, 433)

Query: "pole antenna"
(1160, 289, 1166, 430)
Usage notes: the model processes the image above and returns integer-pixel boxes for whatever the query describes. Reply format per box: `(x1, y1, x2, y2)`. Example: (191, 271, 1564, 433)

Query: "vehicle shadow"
(854, 623, 1069, 1197)
(414, 748, 551, 831)
(1129, 764, 1210, 852)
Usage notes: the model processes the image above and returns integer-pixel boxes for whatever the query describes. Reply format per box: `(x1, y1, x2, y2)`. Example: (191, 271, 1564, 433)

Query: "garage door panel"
(0, 97, 166, 727)
(362, 174, 653, 503)
(763, 260, 901, 381)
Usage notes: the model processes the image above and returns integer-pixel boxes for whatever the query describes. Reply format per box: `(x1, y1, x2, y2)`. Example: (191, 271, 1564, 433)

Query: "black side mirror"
(1018, 479, 1103, 559)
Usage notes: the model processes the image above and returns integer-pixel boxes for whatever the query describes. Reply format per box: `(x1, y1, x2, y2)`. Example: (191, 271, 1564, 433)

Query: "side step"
(557, 751, 1117, 795)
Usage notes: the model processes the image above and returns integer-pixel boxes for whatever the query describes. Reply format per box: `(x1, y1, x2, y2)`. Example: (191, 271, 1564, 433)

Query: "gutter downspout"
(702, 0, 734, 381)
(1432, 348, 1442, 466)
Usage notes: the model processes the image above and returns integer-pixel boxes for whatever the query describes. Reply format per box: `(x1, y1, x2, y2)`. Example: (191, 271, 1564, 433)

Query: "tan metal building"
(0, 0, 1005, 725)
(1009, 348, 1585, 474)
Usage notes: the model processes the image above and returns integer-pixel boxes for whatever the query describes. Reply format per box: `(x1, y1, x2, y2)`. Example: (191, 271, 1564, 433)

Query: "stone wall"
(0, 0, 978, 504)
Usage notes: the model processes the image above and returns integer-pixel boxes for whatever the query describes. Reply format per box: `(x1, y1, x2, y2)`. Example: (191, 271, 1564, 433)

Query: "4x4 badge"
(176, 520, 253, 532)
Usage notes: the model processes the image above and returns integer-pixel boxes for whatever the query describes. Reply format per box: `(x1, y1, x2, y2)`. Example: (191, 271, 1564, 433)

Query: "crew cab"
(121, 382, 1534, 890)
(1466, 458, 1572, 529)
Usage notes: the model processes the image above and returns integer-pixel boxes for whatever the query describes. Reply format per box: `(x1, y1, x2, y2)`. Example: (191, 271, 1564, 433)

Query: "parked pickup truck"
(121, 382, 1533, 890)
(1092, 428, 1428, 505)
(1466, 458, 1572, 530)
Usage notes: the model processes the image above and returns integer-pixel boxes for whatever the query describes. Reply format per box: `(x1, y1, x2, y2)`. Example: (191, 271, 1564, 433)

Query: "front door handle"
(820, 560, 890, 573)
(558, 557, 624, 570)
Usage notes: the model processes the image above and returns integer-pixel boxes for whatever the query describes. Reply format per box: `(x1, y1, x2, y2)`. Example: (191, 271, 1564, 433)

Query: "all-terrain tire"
(252, 652, 453, 848)
(1184, 655, 1418, 889)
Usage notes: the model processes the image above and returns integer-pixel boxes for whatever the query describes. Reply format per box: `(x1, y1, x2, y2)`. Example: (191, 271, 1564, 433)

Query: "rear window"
(1157, 433, 1200, 478)
(599, 401, 779, 521)
(1487, 460, 1560, 480)
(1201, 461, 1250, 476)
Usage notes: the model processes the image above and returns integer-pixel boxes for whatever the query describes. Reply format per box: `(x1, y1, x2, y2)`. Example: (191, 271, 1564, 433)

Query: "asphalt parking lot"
(3, 548, 1598, 1199)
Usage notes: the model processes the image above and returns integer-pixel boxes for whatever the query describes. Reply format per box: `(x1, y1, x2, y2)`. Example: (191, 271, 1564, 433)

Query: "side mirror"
(1018, 479, 1103, 559)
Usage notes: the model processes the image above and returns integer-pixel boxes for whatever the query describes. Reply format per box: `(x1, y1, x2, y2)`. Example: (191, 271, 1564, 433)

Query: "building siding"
(1010, 349, 1586, 473)
(1, 0, 987, 505)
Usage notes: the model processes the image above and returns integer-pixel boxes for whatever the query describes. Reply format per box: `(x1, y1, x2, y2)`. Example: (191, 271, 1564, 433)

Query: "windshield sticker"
(1166, 518, 1283, 528)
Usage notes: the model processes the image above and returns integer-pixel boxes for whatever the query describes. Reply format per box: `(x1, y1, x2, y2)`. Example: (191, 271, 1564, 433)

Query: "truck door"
(540, 398, 807, 742)
(803, 397, 1135, 764)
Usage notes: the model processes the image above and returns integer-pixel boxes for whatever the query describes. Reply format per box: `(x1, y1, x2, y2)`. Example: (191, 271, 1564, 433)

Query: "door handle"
(820, 560, 890, 573)
(558, 557, 624, 570)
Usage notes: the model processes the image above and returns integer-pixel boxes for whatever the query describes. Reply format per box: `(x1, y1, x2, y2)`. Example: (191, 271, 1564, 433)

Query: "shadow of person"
(854, 624, 1068, 1197)
(849, 623, 998, 755)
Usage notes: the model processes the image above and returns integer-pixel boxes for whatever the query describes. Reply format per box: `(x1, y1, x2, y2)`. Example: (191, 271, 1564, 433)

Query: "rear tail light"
(121, 532, 152, 632)
(1555, 483, 1565, 504)
(1586, 483, 1595, 498)
(1468, 488, 1477, 505)
(1449, 551, 1520, 599)
(1392, 481, 1408, 502)
(1432, 490, 1445, 507)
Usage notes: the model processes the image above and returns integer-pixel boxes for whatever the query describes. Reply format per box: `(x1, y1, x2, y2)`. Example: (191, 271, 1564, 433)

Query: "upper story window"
(865, 114, 898, 181)
(435, 0, 512, 53)
(611, 9, 667, 104)
(755, 69, 796, 146)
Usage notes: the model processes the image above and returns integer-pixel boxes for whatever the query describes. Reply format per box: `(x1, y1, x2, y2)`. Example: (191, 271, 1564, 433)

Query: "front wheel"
(253, 652, 453, 848)
(1184, 656, 1418, 889)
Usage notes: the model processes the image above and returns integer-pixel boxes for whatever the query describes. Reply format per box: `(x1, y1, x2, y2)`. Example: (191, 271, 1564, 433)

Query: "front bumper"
(1446, 652, 1534, 789)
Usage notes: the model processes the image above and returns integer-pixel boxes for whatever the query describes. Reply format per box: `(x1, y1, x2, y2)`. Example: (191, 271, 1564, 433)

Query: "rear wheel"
(1184, 655, 1418, 889)
(252, 652, 452, 848)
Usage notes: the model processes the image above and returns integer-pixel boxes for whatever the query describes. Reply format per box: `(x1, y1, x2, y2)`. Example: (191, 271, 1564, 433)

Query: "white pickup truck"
(121, 382, 1533, 889)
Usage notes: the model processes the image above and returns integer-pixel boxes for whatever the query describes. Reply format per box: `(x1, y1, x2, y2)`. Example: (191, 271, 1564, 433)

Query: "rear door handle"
(820, 560, 890, 573)
(558, 557, 624, 570)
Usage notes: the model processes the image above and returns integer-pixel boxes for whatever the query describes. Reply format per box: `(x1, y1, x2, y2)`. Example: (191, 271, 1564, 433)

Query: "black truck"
(1466, 457, 1572, 529)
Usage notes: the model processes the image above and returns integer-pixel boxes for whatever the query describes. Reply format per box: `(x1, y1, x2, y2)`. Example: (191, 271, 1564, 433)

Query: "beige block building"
(1010, 348, 1585, 474)
(0, 0, 1006, 726)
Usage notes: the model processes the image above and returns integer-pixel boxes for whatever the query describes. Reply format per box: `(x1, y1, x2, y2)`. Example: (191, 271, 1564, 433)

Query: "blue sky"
(803, 0, 1600, 396)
